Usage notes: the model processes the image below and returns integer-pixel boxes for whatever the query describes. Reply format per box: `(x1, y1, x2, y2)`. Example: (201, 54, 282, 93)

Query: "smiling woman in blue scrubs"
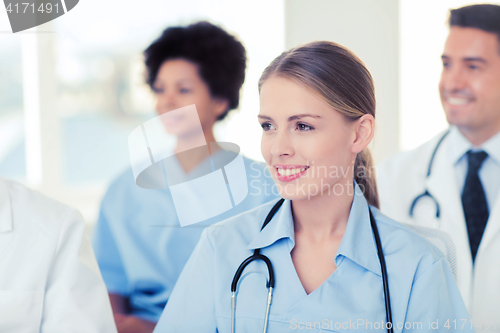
(92, 22, 277, 333)
(153, 41, 472, 332)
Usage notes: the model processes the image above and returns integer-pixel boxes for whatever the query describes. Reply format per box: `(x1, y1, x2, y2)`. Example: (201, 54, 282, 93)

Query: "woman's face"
(153, 59, 227, 138)
(259, 76, 359, 201)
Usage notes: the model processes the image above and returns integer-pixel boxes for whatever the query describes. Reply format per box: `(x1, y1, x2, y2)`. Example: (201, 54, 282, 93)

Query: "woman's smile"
(274, 165, 310, 182)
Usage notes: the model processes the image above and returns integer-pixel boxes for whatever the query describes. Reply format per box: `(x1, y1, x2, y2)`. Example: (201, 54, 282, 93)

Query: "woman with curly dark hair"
(92, 21, 277, 333)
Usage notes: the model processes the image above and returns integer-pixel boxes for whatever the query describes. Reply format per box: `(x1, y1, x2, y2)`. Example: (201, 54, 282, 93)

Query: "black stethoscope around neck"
(230, 198, 394, 333)
(409, 130, 450, 219)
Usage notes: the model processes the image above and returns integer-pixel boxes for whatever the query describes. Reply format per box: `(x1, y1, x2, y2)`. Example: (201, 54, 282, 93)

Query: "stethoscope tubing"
(409, 130, 450, 218)
(231, 199, 284, 333)
(369, 209, 393, 332)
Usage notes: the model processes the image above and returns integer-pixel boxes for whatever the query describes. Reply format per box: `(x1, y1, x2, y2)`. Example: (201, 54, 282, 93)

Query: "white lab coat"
(0, 178, 117, 333)
(377, 132, 500, 332)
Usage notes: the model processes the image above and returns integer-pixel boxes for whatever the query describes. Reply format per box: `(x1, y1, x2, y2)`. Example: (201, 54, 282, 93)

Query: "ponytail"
(354, 149, 379, 208)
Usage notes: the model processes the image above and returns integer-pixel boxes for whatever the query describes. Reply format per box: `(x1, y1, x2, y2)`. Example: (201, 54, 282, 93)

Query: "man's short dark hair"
(449, 4, 500, 53)
(144, 21, 246, 121)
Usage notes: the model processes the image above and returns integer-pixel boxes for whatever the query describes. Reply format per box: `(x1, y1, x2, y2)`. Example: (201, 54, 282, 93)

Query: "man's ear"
(351, 114, 375, 154)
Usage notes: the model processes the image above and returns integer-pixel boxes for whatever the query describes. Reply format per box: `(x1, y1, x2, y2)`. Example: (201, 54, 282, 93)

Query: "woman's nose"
(271, 131, 294, 158)
(156, 91, 178, 114)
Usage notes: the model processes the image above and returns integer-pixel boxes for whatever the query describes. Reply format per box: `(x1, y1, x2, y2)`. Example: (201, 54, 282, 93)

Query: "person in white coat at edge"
(377, 4, 500, 332)
(0, 177, 117, 333)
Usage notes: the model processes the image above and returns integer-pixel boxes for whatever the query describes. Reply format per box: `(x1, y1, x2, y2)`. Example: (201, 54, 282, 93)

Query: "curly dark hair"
(144, 21, 247, 121)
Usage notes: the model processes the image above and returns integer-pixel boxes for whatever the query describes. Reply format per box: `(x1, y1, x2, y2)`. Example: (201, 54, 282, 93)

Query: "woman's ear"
(351, 114, 375, 154)
(212, 99, 229, 120)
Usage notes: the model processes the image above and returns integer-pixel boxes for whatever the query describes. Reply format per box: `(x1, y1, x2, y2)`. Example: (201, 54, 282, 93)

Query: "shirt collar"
(448, 126, 500, 167)
(447, 126, 473, 166)
(246, 183, 382, 276)
(481, 130, 500, 167)
(0, 178, 13, 232)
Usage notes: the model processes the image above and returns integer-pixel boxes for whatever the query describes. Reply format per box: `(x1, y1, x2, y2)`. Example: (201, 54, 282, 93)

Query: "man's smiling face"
(439, 26, 500, 144)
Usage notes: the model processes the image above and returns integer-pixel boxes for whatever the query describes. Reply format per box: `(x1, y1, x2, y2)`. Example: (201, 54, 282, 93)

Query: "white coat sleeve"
(153, 228, 217, 333)
(40, 208, 117, 333)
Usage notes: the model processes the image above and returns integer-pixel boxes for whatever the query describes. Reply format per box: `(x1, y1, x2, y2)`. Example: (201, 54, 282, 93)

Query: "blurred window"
(55, 26, 155, 186)
(0, 0, 284, 224)
(0, 36, 26, 182)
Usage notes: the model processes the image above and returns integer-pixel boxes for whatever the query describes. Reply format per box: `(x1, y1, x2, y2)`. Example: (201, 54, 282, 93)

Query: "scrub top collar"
(336, 183, 382, 277)
(246, 182, 382, 277)
(0, 178, 13, 232)
(164, 147, 228, 184)
(448, 125, 500, 167)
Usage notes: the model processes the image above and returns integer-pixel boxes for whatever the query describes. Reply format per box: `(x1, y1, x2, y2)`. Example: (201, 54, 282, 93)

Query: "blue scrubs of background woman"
(92, 22, 277, 333)
(153, 41, 472, 332)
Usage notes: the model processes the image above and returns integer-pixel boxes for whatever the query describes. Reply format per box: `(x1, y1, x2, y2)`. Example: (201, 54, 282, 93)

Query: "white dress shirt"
(449, 126, 500, 210)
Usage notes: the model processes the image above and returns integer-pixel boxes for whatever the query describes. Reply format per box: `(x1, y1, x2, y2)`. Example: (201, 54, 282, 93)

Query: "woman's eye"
(180, 88, 191, 94)
(261, 122, 275, 131)
(297, 123, 314, 131)
(153, 87, 164, 94)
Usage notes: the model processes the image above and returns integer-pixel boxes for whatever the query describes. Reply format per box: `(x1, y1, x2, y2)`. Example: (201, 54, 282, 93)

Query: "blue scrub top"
(154, 184, 472, 332)
(92, 151, 278, 322)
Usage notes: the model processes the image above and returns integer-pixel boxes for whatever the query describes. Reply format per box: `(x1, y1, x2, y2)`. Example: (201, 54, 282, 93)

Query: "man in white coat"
(378, 4, 500, 331)
(0, 177, 117, 332)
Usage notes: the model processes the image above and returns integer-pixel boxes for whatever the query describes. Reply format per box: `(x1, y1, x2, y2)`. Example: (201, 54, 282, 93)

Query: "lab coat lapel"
(425, 138, 468, 242)
(471, 186, 500, 326)
(477, 191, 500, 256)
(0, 178, 13, 233)
(425, 138, 473, 306)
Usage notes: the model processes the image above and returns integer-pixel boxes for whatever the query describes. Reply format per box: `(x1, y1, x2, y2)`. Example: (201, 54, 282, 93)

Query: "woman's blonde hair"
(258, 41, 379, 208)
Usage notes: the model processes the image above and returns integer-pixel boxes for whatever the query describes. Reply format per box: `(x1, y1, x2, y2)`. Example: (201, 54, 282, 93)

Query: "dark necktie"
(462, 150, 489, 262)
